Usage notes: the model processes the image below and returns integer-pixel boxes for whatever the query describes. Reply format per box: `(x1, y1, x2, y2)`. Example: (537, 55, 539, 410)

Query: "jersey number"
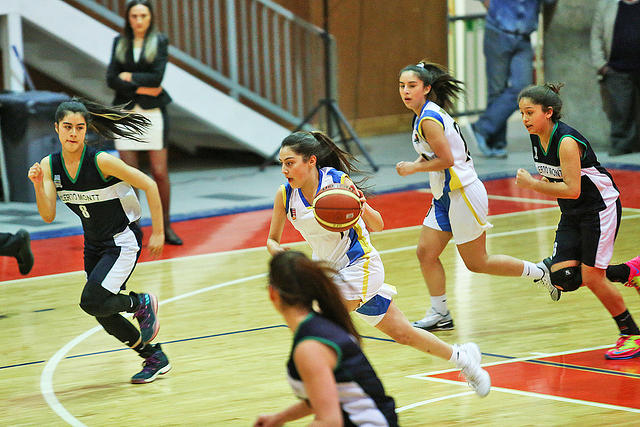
(79, 205, 90, 218)
(453, 121, 472, 162)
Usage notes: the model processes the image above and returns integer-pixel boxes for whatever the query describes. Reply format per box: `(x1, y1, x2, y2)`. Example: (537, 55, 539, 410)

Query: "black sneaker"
(131, 344, 171, 384)
(133, 293, 159, 344)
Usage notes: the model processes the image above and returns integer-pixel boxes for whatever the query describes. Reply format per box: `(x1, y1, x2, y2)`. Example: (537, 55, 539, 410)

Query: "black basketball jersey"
(530, 121, 619, 215)
(50, 145, 141, 241)
(287, 313, 397, 426)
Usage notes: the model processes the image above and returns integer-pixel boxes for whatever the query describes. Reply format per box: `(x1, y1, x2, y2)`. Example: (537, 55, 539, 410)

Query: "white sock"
(449, 344, 463, 367)
(430, 294, 448, 314)
(522, 260, 543, 280)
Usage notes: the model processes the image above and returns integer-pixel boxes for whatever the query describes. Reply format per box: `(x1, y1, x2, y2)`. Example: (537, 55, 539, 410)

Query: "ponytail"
(269, 251, 360, 343)
(55, 97, 151, 143)
(399, 60, 464, 112)
(280, 130, 368, 189)
(518, 82, 564, 122)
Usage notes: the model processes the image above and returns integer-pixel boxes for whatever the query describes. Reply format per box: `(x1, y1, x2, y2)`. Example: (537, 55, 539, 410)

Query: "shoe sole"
(604, 351, 640, 360)
(131, 363, 171, 384)
(143, 294, 160, 344)
(413, 321, 455, 331)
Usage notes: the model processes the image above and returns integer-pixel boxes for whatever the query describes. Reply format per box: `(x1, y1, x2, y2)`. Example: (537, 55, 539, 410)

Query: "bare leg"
(375, 301, 452, 360)
(416, 226, 452, 297)
(118, 150, 140, 169)
(456, 232, 529, 276)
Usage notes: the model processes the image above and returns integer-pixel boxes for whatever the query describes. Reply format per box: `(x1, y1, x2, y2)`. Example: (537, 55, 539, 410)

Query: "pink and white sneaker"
(605, 335, 640, 360)
(624, 256, 640, 290)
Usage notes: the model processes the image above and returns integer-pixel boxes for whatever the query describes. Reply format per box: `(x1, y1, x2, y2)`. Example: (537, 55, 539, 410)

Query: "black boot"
(0, 230, 33, 275)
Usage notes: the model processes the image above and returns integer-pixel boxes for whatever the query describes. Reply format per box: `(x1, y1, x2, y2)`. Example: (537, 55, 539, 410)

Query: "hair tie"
(416, 63, 425, 69)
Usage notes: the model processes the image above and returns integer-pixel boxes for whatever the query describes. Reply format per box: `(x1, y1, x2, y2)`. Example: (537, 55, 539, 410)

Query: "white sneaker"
(412, 307, 454, 331)
(455, 343, 491, 398)
(534, 257, 561, 301)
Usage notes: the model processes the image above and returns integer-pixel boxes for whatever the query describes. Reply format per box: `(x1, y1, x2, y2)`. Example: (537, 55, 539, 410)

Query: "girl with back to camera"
(106, 0, 182, 245)
(255, 251, 397, 427)
(396, 60, 557, 333)
(27, 98, 171, 383)
(267, 130, 490, 398)
(516, 83, 640, 359)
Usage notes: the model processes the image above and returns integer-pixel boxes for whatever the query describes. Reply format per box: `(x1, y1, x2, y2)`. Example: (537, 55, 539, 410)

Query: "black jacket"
(106, 33, 172, 109)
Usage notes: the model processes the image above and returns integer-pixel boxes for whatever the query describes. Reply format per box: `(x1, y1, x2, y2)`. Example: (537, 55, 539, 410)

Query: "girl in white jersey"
(396, 61, 557, 332)
(267, 130, 490, 398)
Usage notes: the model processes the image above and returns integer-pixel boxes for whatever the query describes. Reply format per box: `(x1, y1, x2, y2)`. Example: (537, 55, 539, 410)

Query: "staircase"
(1, 0, 327, 157)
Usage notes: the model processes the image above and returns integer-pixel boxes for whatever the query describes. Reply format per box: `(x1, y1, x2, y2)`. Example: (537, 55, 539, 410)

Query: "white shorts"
(423, 178, 493, 244)
(114, 104, 164, 151)
(334, 253, 386, 301)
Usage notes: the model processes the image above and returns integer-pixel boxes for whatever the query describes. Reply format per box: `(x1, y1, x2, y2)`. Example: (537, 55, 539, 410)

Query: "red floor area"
(3, 169, 640, 281)
(434, 349, 640, 409)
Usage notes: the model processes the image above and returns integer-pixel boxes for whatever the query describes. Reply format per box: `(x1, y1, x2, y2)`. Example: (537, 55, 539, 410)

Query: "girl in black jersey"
(27, 98, 171, 382)
(255, 251, 398, 427)
(515, 83, 640, 360)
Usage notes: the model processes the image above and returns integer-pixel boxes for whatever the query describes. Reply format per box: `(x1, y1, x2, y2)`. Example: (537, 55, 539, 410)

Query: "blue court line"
(523, 358, 640, 379)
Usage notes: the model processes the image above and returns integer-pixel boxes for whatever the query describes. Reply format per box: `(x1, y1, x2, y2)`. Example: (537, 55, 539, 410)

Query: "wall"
(276, 0, 448, 136)
(544, 0, 608, 149)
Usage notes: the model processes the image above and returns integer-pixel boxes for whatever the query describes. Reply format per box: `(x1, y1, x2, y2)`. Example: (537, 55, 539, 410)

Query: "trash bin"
(0, 91, 70, 202)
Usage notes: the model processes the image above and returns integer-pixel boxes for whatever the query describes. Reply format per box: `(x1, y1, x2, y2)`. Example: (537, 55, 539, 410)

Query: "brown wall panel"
(276, 0, 447, 134)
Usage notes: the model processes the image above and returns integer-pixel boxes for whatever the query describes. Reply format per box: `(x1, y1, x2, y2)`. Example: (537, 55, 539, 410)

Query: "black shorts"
(551, 200, 621, 268)
(84, 222, 143, 293)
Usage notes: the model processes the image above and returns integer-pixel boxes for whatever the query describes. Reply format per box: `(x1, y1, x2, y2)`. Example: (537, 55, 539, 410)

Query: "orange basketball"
(312, 184, 362, 232)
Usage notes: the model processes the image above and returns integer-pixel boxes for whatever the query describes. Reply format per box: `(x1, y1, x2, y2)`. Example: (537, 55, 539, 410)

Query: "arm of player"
(345, 180, 383, 232)
(515, 137, 581, 199)
(267, 187, 290, 255)
(396, 120, 454, 176)
(253, 401, 312, 427)
(28, 156, 57, 223)
(294, 340, 342, 426)
(97, 152, 164, 257)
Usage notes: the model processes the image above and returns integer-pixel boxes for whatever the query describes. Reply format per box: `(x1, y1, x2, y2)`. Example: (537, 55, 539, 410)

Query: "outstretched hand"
(147, 232, 164, 258)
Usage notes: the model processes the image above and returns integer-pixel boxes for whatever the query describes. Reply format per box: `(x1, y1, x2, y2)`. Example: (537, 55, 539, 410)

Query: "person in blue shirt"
(471, 0, 557, 158)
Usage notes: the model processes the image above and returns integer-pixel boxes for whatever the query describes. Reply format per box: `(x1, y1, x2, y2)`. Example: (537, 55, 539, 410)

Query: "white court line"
(399, 344, 640, 414)
(395, 391, 475, 412)
(400, 377, 640, 414)
(40, 273, 267, 427)
(38, 209, 640, 424)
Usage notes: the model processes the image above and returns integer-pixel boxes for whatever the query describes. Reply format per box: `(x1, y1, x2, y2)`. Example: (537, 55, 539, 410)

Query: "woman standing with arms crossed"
(397, 61, 556, 333)
(267, 130, 490, 398)
(106, 0, 182, 245)
(515, 83, 640, 359)
(27, 98, 171, 383)
(255, 251, 398, 427)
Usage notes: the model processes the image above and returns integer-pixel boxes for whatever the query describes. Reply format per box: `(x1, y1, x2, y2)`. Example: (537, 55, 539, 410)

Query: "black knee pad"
(79, 280, 112, 316)
(550, 266, 582, 292)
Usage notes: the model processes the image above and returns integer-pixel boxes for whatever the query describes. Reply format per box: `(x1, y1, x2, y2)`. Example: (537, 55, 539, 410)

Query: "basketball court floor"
(2, 123, 640, 425)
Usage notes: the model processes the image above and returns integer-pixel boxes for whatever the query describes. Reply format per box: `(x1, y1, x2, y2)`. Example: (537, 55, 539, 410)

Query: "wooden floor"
(2, 175, 640, 426)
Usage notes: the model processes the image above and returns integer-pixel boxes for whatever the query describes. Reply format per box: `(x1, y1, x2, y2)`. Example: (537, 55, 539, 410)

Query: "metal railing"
(447, 13, 486, 117)
(69, 0, 332, 127)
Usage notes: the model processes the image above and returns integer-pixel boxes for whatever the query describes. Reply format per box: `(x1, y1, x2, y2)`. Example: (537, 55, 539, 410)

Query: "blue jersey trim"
(433, 194, 452, 232)
(326, 168, 344, 183)
(421, 109, 444, 128)
(284, 183, 293, 213)
(345, 228, 365, 263)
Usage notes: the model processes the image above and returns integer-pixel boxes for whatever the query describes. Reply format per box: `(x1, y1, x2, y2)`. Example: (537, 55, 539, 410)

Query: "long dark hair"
(399, 60, 464, 112)
(55, 97, 151, 143)
(280, 131, 366, 187)
(269, 251, 360, 343)
(518, 82, 564, 122)
(116, 0, 158, 63)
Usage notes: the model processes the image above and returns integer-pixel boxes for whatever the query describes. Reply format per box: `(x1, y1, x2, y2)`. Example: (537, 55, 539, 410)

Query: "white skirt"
(114, 104, 164, 151)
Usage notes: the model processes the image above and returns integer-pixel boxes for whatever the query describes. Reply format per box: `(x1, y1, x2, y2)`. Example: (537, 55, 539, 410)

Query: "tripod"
(260, 0, 378, 172)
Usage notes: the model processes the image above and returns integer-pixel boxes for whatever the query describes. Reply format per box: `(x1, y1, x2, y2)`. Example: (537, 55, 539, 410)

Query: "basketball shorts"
(552, 199, 621, 269)
(354, 284, 398, 326)
(423, 178, 492, 244)
(84, 223, 142, 294)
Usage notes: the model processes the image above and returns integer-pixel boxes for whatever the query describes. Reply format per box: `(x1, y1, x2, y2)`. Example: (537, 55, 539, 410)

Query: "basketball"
(312, 184, 362, 232)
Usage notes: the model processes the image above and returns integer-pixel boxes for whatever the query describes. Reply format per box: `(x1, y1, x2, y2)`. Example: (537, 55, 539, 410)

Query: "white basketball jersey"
(412, 101, 478, 198)
(283, 167, 378, 269)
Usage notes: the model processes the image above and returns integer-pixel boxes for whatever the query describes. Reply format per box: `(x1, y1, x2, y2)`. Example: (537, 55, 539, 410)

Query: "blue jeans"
(474, 24, 534, 149)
